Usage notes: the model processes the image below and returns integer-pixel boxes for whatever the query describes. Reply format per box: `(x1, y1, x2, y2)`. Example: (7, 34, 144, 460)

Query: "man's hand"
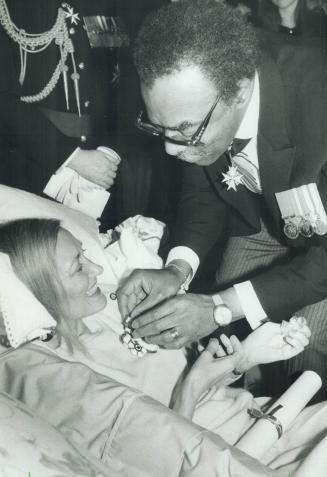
(132, 294, 218, 349)
(116, 268, 183, 321)
(68, 148, 120, 189)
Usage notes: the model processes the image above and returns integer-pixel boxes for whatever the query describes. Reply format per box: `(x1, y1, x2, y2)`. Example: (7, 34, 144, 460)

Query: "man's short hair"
(134, 0, 260, 101)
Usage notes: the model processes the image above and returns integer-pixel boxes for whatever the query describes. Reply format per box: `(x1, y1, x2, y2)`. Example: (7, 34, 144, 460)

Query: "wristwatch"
(211, 293, 232, 327)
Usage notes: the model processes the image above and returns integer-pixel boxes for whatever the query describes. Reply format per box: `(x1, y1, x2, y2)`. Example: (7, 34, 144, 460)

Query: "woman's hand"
(239, 316, 311, 372)
(183, 338, 238, 396)
(173, 317, 310, 419)
(173, 338, 236, 418)
(183, 316, 311, 395)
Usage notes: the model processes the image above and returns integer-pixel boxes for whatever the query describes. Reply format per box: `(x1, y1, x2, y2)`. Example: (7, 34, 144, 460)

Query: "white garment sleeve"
(166, 246, 200, 276)
(43, 147, 110, 219)
(166, 246, 200, 290)
(233, 281, 267, 329)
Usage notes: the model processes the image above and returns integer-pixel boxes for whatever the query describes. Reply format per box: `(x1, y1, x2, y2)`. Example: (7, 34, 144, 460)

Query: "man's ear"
(234, 77, 254, 107)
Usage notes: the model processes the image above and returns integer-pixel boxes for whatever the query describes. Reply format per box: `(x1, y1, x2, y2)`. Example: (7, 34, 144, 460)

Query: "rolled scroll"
(236, 371, 322, 460)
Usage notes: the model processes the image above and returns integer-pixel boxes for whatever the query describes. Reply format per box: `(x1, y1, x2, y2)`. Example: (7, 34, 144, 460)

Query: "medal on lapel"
(276, 183, 327, 239)
(221, 165, 243, 191)
(221, 144, 244, 191)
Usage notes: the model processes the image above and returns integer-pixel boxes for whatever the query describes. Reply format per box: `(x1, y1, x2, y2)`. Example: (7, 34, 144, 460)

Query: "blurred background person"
(256, 0, 327, 37)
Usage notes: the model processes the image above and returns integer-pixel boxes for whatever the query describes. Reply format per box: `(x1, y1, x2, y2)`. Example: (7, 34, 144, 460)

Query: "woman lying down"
(0, 218, 326, 476)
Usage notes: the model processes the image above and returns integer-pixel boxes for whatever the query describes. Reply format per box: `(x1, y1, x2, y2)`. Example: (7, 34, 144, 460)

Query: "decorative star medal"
(221, 165, 243, 191)
(108, 292, 158, 358)
(120, 316, 158, 358)
(62, 3, 80, 24)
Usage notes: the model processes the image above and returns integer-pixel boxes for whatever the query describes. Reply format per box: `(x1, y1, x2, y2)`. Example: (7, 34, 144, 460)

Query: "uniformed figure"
(0, 0, 126, 197)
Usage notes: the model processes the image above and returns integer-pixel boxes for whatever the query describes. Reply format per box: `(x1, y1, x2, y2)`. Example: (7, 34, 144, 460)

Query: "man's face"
(141, 66, 249, 166)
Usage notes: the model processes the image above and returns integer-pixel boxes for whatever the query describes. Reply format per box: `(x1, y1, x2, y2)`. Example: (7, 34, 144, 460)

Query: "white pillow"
(0, 185, 116, 283)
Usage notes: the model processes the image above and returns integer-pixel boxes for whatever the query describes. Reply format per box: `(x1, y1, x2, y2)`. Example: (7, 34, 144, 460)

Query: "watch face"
(214, 305, 232, 326)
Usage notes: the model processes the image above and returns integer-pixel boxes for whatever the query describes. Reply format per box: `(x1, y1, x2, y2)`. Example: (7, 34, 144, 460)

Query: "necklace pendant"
(221, 165, 243, 191)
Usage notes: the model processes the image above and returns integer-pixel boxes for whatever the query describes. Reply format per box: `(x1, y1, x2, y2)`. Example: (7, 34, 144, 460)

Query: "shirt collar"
(234, 71, 259, 140)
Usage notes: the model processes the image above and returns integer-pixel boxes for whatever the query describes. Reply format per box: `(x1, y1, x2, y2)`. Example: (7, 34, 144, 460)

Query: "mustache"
(175, 146, 207, 161)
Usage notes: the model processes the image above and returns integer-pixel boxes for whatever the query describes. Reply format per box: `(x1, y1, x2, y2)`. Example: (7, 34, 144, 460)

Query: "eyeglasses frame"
(136, 95, 221, 147)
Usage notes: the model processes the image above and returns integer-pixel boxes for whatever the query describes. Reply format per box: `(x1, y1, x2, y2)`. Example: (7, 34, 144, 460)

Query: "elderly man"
(117, 0, 327, 393)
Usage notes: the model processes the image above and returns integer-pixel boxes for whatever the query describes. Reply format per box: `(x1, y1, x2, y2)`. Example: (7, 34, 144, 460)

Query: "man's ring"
(170, 328, 179, 340)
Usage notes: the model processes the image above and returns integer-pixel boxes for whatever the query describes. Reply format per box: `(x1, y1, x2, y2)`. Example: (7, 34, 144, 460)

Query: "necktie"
(230, 138, 251, 156)
(229, 138, 262, 194)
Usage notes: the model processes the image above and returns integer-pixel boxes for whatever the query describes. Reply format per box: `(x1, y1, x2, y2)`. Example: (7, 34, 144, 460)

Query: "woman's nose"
(86, 258, 104, 276)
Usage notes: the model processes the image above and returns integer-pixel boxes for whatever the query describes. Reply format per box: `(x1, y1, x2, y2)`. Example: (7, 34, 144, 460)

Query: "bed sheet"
(0, 345, 285, 477)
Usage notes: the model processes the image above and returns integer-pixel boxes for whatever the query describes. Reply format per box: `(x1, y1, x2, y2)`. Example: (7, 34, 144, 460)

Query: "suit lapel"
(257, 52, 296, 222)
(205, 153, 261, 231)
(204, 53, 297, 231)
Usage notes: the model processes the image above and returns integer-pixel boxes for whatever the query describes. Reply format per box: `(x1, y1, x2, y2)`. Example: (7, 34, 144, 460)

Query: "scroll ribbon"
(247, 404, 283, 439)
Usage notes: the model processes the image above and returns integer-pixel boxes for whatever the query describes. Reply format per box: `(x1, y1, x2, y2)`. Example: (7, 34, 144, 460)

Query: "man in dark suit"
(117, 0, 327, 394)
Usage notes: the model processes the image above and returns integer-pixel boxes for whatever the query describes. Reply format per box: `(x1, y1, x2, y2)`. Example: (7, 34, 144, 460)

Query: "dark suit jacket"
(168, 41, 327, 321)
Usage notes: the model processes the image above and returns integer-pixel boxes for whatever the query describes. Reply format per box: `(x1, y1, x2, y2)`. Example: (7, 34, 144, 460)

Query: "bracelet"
(165, 262, 190, 291)
(212, 293, 224, 306)
(247, 404, 283, 439)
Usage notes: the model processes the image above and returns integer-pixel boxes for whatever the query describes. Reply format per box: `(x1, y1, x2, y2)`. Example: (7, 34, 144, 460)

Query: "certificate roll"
(236, 371, 322, 460)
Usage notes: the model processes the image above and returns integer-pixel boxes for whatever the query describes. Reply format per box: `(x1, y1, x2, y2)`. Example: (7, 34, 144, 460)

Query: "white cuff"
(233, 281, 267, 330)
(43, 148, 110, 219)
(166, 246, 200, 280)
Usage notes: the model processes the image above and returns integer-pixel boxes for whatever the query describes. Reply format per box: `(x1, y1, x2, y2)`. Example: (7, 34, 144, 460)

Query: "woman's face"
(55, 229, 107, 320)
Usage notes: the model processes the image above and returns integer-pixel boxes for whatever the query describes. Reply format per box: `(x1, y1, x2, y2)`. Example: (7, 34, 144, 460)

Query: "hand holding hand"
(183, 335, 242, 400)
(68, 147, 121, 189)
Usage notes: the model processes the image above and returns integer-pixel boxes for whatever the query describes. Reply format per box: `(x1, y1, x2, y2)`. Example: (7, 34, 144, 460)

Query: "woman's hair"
(0, 218, 81, 350)
(0, 218, 64, 317)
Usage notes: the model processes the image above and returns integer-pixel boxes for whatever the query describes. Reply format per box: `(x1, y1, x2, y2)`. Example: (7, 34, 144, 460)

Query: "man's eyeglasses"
(136, 95, 221, 147)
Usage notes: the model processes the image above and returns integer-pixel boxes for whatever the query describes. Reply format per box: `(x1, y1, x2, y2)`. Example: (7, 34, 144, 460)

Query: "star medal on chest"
(62, 3, 80, 25)
(221, 165, 243, 191)
(108, 292, 158, 357)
